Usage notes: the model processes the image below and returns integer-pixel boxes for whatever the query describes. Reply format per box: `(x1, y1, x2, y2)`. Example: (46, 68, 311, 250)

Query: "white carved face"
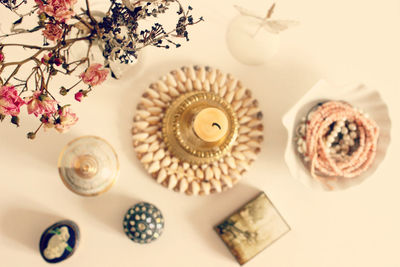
(43, 226, 71, 260)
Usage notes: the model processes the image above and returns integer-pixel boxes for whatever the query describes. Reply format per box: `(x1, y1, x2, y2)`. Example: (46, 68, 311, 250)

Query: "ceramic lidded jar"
(123, 202, 164, 244)
(39, 220, 80, 263)
(58, 136, 119, 196)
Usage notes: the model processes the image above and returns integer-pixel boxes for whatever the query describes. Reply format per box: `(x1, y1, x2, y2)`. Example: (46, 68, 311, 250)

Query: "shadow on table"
(0, 207, 62, 252)
(186, 183, 261, 262)
(80, 192, 139, 234)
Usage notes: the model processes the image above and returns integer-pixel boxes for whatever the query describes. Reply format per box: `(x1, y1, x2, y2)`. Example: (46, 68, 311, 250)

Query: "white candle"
(193, 108, 229, 142)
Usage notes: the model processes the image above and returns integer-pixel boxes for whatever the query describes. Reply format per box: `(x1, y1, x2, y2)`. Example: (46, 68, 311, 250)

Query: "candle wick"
(212, 122, 221, 130)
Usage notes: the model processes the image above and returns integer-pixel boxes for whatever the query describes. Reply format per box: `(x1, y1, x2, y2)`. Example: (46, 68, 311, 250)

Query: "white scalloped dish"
(282, 80, 391, 191)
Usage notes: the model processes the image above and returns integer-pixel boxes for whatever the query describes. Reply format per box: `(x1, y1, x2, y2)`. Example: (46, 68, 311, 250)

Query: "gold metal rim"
(57, 135, 120, 197)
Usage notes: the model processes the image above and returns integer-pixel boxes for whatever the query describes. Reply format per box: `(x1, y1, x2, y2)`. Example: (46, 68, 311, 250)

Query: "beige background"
(1, 0, 399, 266)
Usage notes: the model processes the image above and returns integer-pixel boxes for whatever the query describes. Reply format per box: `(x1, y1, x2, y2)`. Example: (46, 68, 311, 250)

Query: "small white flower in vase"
(226, 3, 299, 65)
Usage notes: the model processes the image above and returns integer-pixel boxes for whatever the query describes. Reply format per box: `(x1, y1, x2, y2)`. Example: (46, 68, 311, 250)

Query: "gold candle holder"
(162, 91, 239, 165)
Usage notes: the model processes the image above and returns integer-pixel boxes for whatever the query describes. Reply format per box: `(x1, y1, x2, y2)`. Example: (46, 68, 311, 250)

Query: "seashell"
(160, 92, 172, 102)
(179, 179, 188, 193)
(196, 169, 204, 179)
(168, 175, 178, 189)
(175, 68, 187, 82)
(242, 97, 254, 108)
(194, 79, 202, 90)
(135, 143, 149, 153)
(156, 81, 169, 93)
(201, 182, 211, 195)
(148, 161, 160, 173)
(187, 66, 196, 80)
(226, 156, 236, 169)
(146, 88, 160, 99)
(224, 90, 234, 103)
(211, 179, 222, 193)
(177, 81, 186, 93)
(235, 144, 249, 151)
(247, 107, 260, 116)
(133, 133, 149, 141)
(186, 168, 195, 178)
(237, 107, 249, 118)
(232, 101, 242, 111)
(212, 82, 219, 94)
(141, 152, 153, 163)
(205, 167, 213, 180)
(247, 140, 261, 148)
(247, 119, 262, 128)
(157, 168, 167, 183)
(235, 87, 246, 100)
(147, 107, 163, 115)
(152, 99, 167, 107)
(239, 126, 251, 134)
(148, 141, 159, 152)
(221, 175, 233, 188)
(219, 163, 229, 175)
(166, 73, 177, 87)
(232, 151, 246, 161)
(207, 68, 217, 84)
(133, 121, 149, 130)
(237, 160, 250, 171)
(203, 80, 210, 92)
(136, 110, 151, 118)
(239, 116, 252, 124)
(168, 86, 180, 97)
(185, 79, 193, 91)
(153, 149, 165, 161)
(170, 162, 178, 171)
(218, 85, 227, 98)
(161, 156, 171, 167)
(230, 170, 241, 180)
(197, 66, 206, 82)
(140, 97, 154, 107)
(217, 72, 227, 87)
(144, 126, 159, 134)
(248, 130, 263, 137)
(144, 135, 157, 144)
(183, 162, 190, 170)
(237, 135, 250, 143)
(146, 116, 161, 124)
(191, 181, 200, 195)
(212, 165, 221, 180)
(243, 150, 258, 160)
(228, 78, 238, 92)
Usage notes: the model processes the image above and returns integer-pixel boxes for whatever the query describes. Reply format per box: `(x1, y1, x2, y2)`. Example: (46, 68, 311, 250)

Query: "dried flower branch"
(0, 0, 202, 139)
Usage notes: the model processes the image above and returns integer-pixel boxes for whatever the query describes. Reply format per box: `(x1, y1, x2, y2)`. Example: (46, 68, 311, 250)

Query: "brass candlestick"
(162, 91, 239, 165)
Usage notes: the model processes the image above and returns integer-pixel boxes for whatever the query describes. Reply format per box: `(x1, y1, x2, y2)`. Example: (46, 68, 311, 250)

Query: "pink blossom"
(42, 23, 63, 42)
(26, 91, 58, 117)
(80, 64, 109, 86)
(74, 91, 83, 102)
(0, 85, 25, 116)
(36, 0, 77, 22)
(55, 107, 78, 133)
(0, 51, 4, 63)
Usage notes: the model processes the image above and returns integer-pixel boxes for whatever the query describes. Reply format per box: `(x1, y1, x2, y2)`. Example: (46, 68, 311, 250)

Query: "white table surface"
(1, 0, 399, 266)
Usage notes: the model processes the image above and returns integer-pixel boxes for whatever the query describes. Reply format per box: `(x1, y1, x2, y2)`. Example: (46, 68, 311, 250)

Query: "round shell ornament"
(58, 136, 119, 196)
(132, 66, 264, 195)
(39, 220, 80, 264)
(123, 202, 164, 244)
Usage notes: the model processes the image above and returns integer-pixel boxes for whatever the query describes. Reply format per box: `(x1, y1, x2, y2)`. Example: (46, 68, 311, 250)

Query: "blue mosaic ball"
(123, 202, 164, 244)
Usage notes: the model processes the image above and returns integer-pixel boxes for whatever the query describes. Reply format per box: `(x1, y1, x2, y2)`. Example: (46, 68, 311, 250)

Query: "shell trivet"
(132, 66, 264, 196)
